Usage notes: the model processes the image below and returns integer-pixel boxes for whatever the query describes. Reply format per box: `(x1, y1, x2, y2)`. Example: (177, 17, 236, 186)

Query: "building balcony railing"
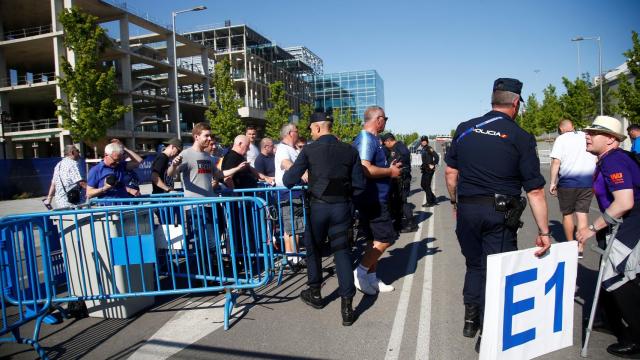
(4, 118, 60, 133)
(2, 24, 53, 41)
(0, 72, 56, 88)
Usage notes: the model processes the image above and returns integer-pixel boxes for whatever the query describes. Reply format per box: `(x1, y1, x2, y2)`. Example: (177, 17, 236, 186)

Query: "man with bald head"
(549, 119, 596, 257)
(221, 134, 273, 189)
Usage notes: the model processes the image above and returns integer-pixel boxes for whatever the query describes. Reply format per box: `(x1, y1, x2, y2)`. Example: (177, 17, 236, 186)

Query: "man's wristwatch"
(588, 224, 597, 232)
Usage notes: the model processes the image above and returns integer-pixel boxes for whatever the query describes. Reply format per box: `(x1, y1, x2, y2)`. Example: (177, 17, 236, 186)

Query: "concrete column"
(201, 48, 210, 105)
(166, 34, 178, 136)
(52, 0, 73, 156)
(119, 15, 135, 149)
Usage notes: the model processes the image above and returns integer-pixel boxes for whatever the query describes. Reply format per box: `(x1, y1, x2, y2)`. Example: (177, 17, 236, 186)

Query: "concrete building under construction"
(0, 0, 212, 159)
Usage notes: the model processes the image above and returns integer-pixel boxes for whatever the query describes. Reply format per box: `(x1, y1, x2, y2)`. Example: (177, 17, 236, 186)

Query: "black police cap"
(309, 112, 333, 124)
(380, 133, 395, 142)
(493, 78, 524, 99)
(420, 136, 429, 142)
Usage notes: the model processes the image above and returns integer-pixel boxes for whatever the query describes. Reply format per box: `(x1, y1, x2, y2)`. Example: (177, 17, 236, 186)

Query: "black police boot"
(300, 287, 324, 309)
(341, 297, 356, 326)
(400, 222, 419, 233)
(463, 304, 481, 338)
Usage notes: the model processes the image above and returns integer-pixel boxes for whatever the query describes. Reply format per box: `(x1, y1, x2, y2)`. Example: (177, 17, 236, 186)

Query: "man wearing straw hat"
(577, 115, 640, 358)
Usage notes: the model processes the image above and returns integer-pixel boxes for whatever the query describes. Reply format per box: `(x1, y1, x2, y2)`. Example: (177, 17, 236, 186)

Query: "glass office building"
(310, 70, 384, 120)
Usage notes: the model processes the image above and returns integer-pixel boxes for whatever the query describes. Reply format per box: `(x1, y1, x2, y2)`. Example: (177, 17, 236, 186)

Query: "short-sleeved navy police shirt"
(445, 110, 545, 197)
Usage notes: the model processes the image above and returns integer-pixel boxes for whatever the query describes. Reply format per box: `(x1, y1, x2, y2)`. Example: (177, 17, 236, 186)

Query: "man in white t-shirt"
(549, 119, 597, 257)
(275, 123, 307, 269)
(245, 126, 260, 167)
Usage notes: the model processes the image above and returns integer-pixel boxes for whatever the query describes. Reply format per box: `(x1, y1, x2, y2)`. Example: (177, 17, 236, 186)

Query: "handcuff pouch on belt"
(494, 194, 527, 230)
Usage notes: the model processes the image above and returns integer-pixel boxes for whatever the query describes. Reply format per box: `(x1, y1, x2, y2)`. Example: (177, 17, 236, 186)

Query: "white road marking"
(415, 191, 435, 360)
(128, 297, 230, 360)
(384, 193, 427, 360)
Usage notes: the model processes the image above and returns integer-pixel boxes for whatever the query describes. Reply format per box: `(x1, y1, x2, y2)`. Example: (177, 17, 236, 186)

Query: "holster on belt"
(494, 194, 527, 230)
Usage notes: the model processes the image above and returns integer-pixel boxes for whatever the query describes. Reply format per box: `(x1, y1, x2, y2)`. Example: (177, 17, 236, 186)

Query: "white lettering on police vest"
(474, 128, 505, 138)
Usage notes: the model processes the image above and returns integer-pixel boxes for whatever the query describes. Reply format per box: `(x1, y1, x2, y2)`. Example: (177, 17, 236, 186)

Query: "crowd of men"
(44, 81, 640, 354)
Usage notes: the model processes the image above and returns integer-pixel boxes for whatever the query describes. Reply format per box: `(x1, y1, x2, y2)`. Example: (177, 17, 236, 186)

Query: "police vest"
(305, 140, 356, 203)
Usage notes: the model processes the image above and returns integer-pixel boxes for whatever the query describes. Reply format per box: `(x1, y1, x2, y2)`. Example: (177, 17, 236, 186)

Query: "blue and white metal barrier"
(0, 196, 270, 359)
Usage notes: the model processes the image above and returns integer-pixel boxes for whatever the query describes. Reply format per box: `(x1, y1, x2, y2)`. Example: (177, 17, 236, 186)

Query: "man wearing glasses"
(352, 106, 403, 295)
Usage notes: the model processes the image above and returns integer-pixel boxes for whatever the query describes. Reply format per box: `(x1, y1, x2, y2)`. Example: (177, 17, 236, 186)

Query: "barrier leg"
(224, 289, 238, 330)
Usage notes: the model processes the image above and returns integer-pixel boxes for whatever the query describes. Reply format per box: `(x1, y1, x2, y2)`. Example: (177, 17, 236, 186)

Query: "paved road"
(0, 164, 620, 359)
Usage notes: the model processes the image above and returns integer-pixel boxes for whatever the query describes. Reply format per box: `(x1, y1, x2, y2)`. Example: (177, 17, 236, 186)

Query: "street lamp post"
(172, 5, 206, 140)
(571, 36, 603, 116)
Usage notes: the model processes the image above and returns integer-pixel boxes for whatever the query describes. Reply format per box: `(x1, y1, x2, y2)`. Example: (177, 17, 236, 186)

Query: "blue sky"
(126, 0, 639, 135)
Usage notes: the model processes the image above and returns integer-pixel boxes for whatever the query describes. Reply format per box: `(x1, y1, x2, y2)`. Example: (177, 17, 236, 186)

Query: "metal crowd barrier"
(91, 185, 310, 284)
(0, 196, 270, 359)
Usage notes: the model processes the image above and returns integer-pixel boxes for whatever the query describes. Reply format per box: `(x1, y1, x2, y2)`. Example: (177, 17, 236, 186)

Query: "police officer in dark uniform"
(420, 136, 439, 206)
(381, 133, 418, 232)
(283, 112, 366, 326)
(444, 78, 551, 340)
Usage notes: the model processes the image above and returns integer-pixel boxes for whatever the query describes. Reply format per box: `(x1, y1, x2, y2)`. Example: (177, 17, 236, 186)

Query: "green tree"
(517, 94, 542, 135)
(395, 132, 419, 146)
(537, 84, 563, 134)
(560, 74, 597, 129)
(205, 58, 244, 146)
(265, 81, 293, 139)
(332, 108, 362, 142)
(614, 30, 640, 124)
(296, 103, 313, 140)
(54, 7, 129, 143)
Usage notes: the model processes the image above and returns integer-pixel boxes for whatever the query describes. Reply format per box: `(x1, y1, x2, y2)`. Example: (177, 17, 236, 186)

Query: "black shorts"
(357, 201, 398, 244)
(557, 187, 593, 215)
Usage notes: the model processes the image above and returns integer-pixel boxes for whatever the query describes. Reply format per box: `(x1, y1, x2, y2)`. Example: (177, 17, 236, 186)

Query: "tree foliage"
(395, 132, 419, 146)
(560, 74, 597, 129)
(517, 94, 542, 135)
(537, 85, 563, 134)
(265, 81, 293, 139)
(54, 7, 129, 143)
(206, 58, 244, 146)
(614, 30, 640, 124)
(331, 108, 362, 142)
(296, 103, 313, 140)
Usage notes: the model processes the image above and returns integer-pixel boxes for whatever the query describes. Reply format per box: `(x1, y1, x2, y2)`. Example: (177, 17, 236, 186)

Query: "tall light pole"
(172, 5, 206, 139)
(571, 36, 603, 116)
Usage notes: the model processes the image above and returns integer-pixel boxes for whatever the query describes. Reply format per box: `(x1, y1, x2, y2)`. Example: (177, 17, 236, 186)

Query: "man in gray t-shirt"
(174, 123, 247, 198)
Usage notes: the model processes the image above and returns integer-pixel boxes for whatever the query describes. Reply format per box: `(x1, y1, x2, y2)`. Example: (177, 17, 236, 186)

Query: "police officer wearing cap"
(444, 78, 551, 340)
(420, 136, 439, 206)
(283, 112, 366, 326)
(381, 132, 418, 232)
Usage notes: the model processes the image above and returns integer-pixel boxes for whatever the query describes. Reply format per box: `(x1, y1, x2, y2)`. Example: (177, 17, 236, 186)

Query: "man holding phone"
(87, 139, 142, 199)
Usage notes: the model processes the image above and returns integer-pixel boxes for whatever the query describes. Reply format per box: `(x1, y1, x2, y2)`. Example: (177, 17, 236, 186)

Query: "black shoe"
(463, 304, 480, 338)
(341, 297, 356, 326)
(607, 343, 640, 358)
(400, 223, 419, 233)
(300, 288, 324, 309)
(424, 202, 437, 207)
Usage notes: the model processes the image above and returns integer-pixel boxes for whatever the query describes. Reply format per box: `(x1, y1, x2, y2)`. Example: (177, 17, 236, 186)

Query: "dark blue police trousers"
(455, 202, 517, 308)
(304, 201, 356, 299)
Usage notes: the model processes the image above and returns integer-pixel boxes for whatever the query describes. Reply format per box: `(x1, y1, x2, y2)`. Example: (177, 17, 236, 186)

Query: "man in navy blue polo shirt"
(87, 139, 143, 199)
(352, 106, 403, 296)
(444, 78, 551, 340)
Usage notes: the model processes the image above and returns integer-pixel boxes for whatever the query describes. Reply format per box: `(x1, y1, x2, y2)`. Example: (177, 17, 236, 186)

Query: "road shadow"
(380, 238, 441, 284)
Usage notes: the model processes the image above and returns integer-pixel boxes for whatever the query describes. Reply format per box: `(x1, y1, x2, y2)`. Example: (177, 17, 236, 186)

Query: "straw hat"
(584, 116, 627, 141)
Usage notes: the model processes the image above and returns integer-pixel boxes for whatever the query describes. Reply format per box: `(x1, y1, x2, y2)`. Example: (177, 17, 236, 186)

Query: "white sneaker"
(367, 272, 395, 293)
(354, 268, 377, 295)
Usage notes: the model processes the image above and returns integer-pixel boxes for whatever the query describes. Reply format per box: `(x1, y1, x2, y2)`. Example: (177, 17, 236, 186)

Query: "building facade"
(310, 70, 384, 120)
(0, 0, 212, 159)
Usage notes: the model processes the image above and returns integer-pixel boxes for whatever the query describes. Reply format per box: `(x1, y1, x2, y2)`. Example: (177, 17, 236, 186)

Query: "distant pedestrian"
(576, 115, 640, 359)
(549, 119, 596, 257)
(628, 123, 640, 155)
(44, 144, 86, 209)
(86, 139, 143, 199)
(352, 106, 402, 295)
(151, 138, 182, 194)
(245, 125, 260, 167)
(420, 136, 439, 206)
(254, 137, 275, 177)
